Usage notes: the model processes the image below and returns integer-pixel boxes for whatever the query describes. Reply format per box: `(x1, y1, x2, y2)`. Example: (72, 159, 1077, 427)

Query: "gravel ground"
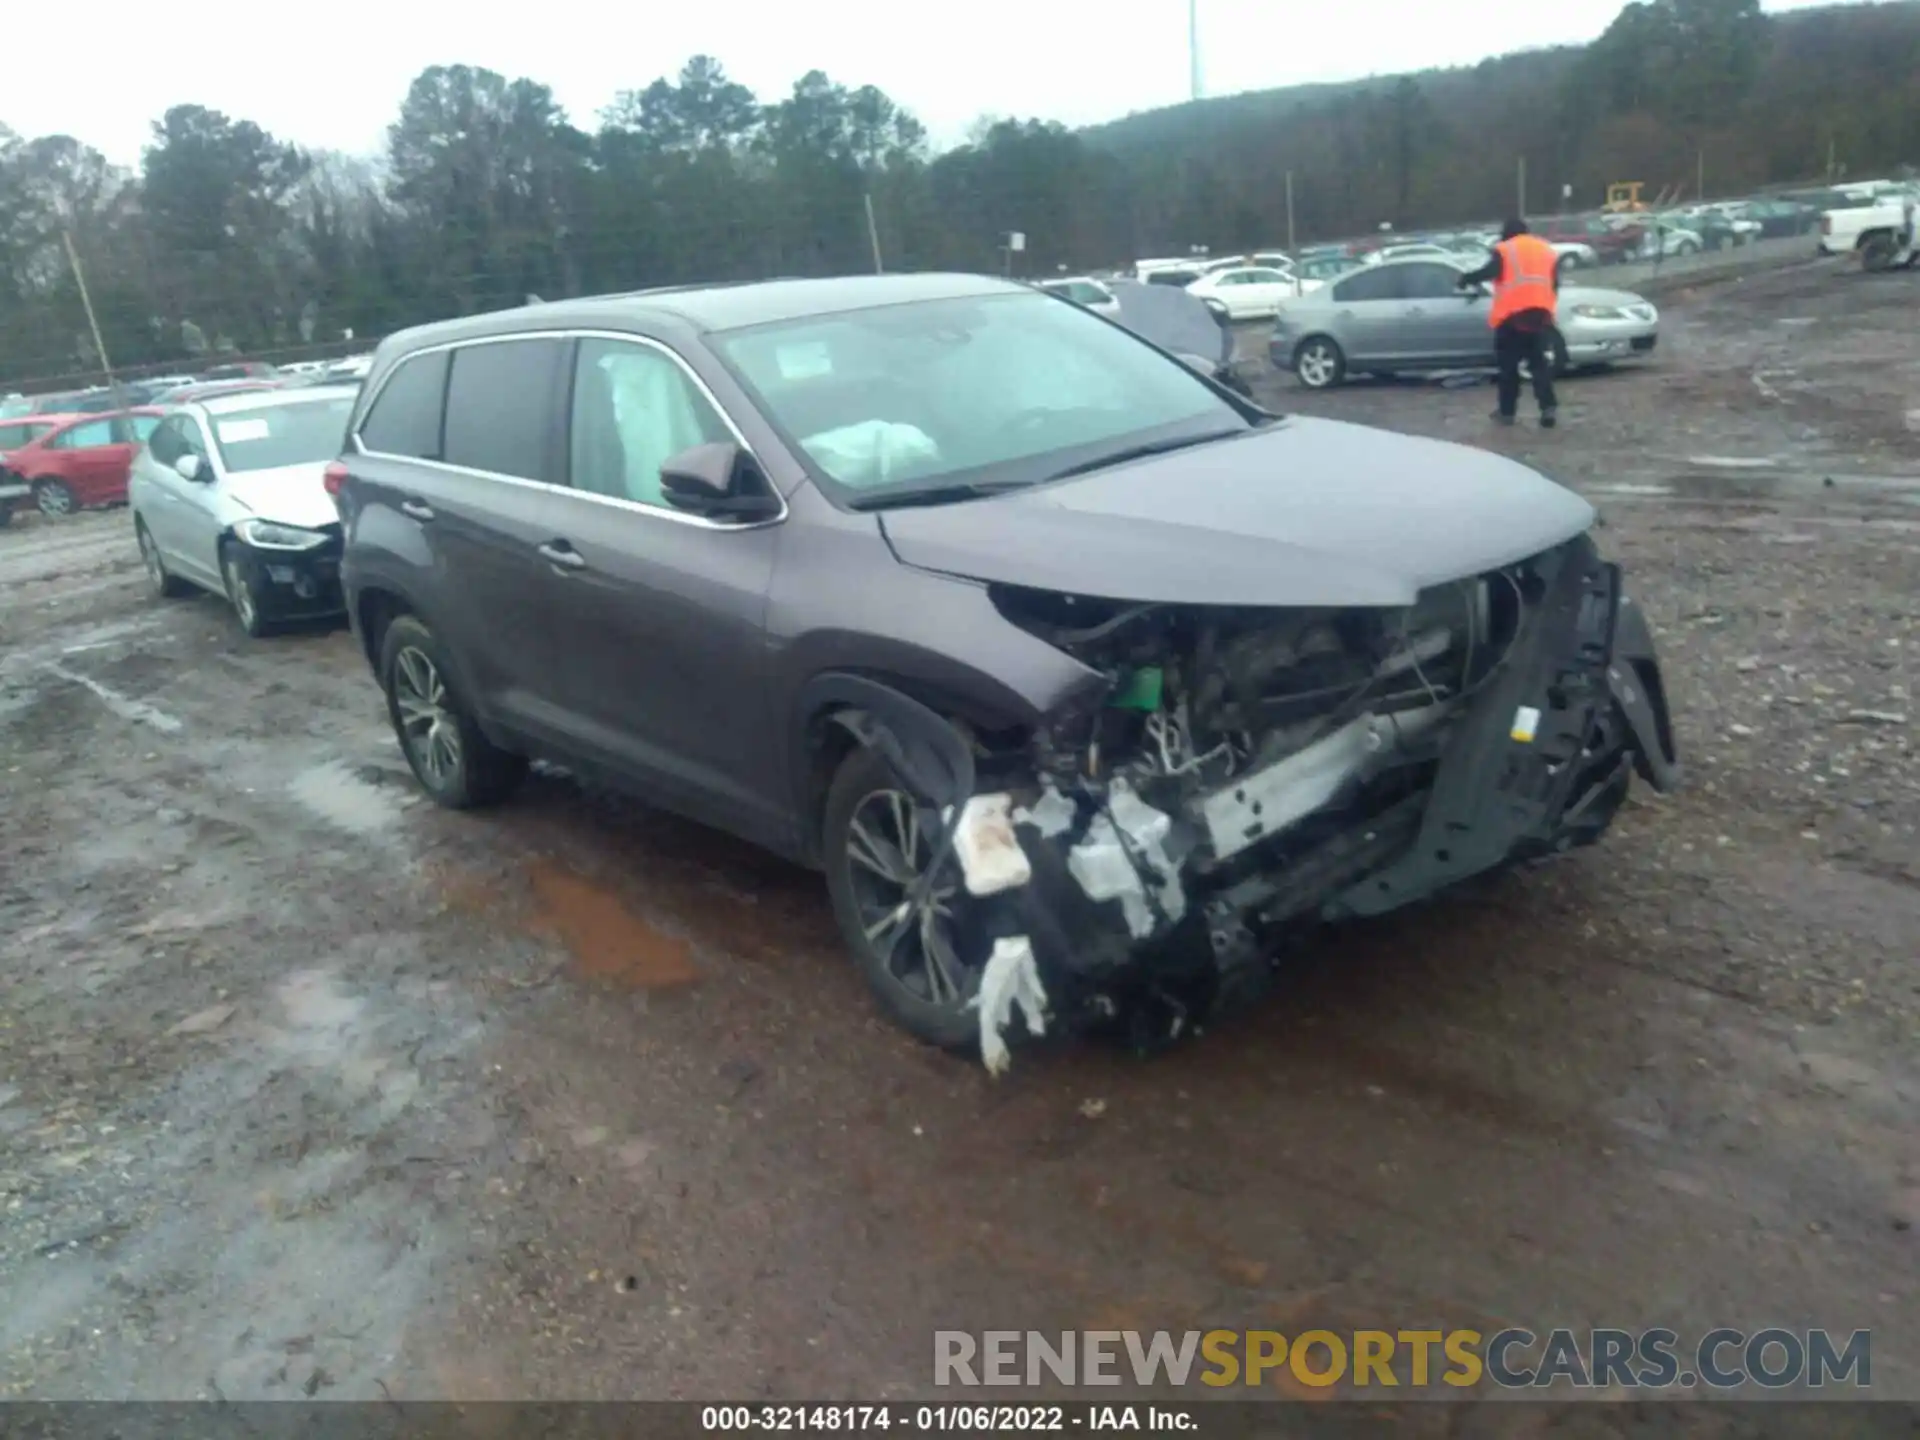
(1, 253, 1915, 1414)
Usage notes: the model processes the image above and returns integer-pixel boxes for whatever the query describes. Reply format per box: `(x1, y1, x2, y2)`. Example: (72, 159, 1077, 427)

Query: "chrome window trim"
(349, 327, 788, 533)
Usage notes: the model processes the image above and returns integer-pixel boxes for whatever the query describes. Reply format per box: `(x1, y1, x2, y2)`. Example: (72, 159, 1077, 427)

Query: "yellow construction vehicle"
(1604, 182, 1648, 212)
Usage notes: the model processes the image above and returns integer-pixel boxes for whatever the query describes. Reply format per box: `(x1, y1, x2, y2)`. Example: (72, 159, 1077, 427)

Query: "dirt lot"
(2, 254, 1916, 1409)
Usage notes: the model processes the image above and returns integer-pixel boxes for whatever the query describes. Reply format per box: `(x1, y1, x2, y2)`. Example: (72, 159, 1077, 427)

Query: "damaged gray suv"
(332, 274, 1679, 1070)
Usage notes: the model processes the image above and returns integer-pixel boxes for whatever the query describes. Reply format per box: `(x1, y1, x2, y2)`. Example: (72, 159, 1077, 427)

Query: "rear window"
(0, 422, 50, 449)
(442, 338, 567, 483)
(358, 351, 449, 458)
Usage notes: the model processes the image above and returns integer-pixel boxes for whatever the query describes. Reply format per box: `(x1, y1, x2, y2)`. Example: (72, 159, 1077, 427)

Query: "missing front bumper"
(991, 536, 1677, 1032)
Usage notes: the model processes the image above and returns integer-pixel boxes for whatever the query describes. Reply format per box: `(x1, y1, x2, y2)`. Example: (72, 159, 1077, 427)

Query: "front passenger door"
(1398, 262, 1490, 364)
(536, 335, 787, 850)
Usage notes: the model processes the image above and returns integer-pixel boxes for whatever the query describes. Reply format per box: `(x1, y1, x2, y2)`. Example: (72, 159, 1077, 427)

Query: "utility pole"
(1189, 0, 1201, 101)
(1697, 149, 1705, 201)
(1285, 171, 1298, 292)
(863, 193, 884, 274)
(1516, 156, 1527, 219)
(63, 229, 128, 415)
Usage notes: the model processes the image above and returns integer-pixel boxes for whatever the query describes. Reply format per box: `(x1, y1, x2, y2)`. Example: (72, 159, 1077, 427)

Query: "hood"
(223, 462, 337, 529)
(878, 416, 1595, 608)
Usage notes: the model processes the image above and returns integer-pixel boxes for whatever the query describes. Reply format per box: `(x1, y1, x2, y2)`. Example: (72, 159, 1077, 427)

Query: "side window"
(147, 416, 185, 465)
(1333, 267, 1403, 303)
(54, 419, 115, 449)
(567, 338, 733, 509)
(1400, 264, 1460, 300)
(129, 415, 160, 441)
(358, 350, 449, 459)
(0, 423, 33, 448)
(442, 338, 567, 483)
(178, 417, 211, 459)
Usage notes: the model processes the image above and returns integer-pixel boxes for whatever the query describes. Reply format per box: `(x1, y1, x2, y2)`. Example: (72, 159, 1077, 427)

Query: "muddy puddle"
(1590, 466, 1920, 508)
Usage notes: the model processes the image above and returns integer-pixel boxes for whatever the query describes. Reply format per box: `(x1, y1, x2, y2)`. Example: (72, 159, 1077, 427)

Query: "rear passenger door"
(1325, 265, 1408, 364)
(534, 334, 788, 851)
(349, 338, 572, 742)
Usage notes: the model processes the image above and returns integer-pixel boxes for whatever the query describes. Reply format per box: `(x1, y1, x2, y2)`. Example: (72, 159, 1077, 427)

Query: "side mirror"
(659, 441, 781, 522)
(174, 453, 203, 482)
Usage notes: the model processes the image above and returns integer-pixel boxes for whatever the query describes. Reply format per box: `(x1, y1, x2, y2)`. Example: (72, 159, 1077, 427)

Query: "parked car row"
(0, 355, 377, 525)
(107, 272, 1676, 1067)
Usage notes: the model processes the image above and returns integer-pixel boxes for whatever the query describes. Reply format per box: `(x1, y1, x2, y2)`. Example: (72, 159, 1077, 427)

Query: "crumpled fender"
(1609, 595, 1682, 792)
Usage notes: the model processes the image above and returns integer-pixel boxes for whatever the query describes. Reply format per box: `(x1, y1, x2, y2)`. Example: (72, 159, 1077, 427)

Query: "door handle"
(399, 499, 435, 521)
(537, 540, 587, 570)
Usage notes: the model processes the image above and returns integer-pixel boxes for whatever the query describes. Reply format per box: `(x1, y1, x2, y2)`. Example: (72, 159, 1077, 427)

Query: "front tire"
(378, 614, 526, 809)
(822, 744, 979, 1050)
(137, 519, 191, 598)
(220, 542, 275, 638)
(1294, 336, 1346, 389)
(33, 479, 76, 517)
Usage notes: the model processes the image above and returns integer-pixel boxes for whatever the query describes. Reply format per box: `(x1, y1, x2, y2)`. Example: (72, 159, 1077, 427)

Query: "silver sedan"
(128, 386, 358, 636)
(1268, 257, 1659, 389)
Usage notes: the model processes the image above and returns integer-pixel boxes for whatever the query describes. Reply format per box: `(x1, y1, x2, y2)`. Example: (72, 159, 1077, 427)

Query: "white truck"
(1818, 189, 1918, 268)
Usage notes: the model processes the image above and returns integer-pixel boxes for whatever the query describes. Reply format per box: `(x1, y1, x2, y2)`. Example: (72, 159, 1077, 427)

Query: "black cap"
(1501, 218, 1530, 239)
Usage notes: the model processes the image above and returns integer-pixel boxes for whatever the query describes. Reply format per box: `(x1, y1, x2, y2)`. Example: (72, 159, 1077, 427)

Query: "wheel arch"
(790, 670, 992, 867)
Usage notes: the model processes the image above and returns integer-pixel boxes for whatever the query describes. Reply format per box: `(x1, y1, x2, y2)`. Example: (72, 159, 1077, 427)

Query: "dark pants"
(1494, 315, 1558, 418)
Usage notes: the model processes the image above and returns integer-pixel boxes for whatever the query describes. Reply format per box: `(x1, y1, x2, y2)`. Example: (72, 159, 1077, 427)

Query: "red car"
(1, 409, 163, 518)
(0, 414, 72, 526)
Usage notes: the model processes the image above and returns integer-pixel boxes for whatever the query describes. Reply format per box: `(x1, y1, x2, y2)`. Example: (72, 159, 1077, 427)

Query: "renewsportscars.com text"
(933, 1328, 1872, 1392)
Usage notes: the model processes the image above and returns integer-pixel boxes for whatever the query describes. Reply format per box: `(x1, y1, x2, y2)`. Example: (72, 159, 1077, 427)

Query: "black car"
(330, 274, 1679, 1069)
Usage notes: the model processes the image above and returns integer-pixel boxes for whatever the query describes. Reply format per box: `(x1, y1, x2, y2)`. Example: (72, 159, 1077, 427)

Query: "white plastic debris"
(975, 934, 1048, 1077)
(1067, 782, 1185, 937)
(952, 793, 1032, 896)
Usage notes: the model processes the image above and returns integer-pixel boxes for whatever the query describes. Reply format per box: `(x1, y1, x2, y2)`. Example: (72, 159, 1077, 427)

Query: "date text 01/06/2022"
(700, 1406, 1195, 1432)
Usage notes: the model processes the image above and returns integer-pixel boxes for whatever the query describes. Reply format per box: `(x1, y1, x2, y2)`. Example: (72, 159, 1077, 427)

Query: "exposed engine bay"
(940, 533, 1680, 1070)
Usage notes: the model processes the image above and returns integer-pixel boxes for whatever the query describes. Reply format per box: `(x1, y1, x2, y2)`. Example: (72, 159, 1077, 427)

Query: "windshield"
(713, 292, 1246, 502)
(208, 397, 356, 474)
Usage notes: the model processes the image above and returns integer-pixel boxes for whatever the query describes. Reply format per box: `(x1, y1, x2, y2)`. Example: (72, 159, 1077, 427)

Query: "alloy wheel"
(1296, 343, 1339, 388)
(139, 528, 165, 592)
(224, 554, 258, 630)
(843, 787, 968, 1008)
(392, 645, 463, 790)
(35, 482, 74, 517)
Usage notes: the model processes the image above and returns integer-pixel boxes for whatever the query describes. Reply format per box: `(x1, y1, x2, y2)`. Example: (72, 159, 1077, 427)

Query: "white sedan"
(129, 386, 359, 637)
(1184, 265, 1320, 320)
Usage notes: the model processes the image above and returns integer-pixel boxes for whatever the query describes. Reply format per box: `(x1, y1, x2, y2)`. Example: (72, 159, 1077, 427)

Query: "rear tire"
(137, 519, 191, 598)
(822, 744, 980, 1051)
(378, 614, 526, 809)
(1860, 234, 1895, 273)
(33, 479, 76, 517)
(1294, 336, 1346, 389)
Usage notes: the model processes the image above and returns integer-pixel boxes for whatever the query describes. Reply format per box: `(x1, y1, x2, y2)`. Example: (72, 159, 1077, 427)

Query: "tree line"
(2, 0, 1914, 387)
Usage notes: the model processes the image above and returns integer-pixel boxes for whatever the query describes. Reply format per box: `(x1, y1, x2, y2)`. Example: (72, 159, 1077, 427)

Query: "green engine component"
(1108, 665, 1164, 712)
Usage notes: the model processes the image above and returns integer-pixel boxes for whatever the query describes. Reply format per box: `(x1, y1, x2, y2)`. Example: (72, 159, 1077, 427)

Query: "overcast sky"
(6, 0, 1854, 167)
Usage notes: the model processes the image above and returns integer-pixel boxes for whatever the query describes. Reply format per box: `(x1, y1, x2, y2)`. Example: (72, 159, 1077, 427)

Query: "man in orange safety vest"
(1457, 217, 1561, 428)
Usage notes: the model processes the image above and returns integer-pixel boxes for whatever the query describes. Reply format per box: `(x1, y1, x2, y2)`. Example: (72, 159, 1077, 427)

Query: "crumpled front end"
(950, 532, 1680, 1067)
